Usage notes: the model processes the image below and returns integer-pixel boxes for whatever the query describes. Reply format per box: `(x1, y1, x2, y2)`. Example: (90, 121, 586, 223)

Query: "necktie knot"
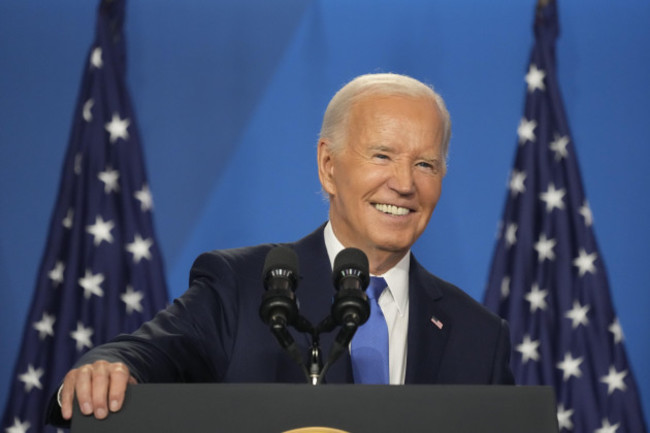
(367, 277, 387, 301)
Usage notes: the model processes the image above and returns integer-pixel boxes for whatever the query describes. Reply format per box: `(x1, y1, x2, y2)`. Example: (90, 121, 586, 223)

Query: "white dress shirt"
(323, 222, 410, 384)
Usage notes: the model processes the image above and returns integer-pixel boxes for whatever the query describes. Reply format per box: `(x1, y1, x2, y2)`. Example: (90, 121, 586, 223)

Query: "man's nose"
(388, 163, 416, 195)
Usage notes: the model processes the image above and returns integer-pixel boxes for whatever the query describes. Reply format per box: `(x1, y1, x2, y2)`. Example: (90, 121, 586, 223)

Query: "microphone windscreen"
(262, 245, 299, 280)
(332, 247, 370, 289)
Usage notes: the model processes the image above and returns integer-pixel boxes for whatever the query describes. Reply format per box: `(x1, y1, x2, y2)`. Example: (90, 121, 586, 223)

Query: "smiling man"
(319, 86, 445, 276)
(49, 73, 514, 426)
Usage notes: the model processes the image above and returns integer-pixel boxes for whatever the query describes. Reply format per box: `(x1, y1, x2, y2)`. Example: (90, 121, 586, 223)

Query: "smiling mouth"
(374, 203, 411, 216)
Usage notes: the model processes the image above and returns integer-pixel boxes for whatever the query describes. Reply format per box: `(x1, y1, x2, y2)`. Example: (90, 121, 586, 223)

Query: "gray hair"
(319, 73, 452, 171)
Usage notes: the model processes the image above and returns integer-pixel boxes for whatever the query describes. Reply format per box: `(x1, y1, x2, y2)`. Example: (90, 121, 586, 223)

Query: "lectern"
(72, 384, 558, 433)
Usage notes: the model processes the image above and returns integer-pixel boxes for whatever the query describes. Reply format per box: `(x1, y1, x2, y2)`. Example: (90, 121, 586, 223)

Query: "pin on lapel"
(430, 315, 444, 330)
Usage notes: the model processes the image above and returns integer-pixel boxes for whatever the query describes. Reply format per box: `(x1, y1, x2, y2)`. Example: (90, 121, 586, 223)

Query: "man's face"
(318, 94, 445, 263)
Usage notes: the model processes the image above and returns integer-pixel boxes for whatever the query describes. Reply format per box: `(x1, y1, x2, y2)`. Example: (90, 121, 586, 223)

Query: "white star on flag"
(595, 418, 620, 433)
(98, 167, 120, 193)
(134, 184, 153, 211)
(126, 234, 153, 263)
(579, 200, 593, 226)
(600, 366, 627, 395)
(32, 312, 56, 340)
(556, 352, 583, 381)
(105, 112, 130, 143)
(6, 417, 30, 433)
(517, 118, 537, 144)
(18, 365, 44, 393)
(573, 248, 597, 277)
(525, 64, 546, 92)
(90, 47, 102, 69)
(505, 223, 518, 247)
(516, 334, 541, 363)
(539, 183, 566, 212)
(565, 300, 590, 329)
(525, 283, 548, 312)
(82, 98, 94, 122)
(549, 134, 569, 160)
(534, 233, 556, 262)
(556, 405, 574, 431)
(121, 285, 144, 314)
(48, 261, 65, 287)
(70, 322, 94, 351)
(74, 153, 83, 175)
(509, 169, 527, 196)
(609, 318, 624, 344)
(86, 215, 115, 246)
(78, 269, 105, 299)
(500, 276, 510, 299)
(62, 208, 74, 228)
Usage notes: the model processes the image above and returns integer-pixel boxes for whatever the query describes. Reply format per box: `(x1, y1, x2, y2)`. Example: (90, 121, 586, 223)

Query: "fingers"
(90, 361, 110, 419)
(106, 363, 132, 414)
(60, 369, 78, 420)
(60, 361, 134, 420)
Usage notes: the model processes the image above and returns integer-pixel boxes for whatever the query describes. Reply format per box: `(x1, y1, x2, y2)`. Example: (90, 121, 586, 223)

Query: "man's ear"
(317, 139, 336, 196)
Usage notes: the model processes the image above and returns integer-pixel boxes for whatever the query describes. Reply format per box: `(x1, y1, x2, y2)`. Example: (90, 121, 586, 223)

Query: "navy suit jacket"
(65, 224, 513, 386)
(47, 224, 514, 425)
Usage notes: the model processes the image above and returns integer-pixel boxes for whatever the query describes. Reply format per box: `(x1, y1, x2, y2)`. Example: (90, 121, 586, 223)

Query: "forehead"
(346, 94, 443, 150)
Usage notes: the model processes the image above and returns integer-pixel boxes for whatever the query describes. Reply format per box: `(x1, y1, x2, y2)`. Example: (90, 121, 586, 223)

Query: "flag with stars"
(484, 1, 647, 432)
(1, 1, 169, 432)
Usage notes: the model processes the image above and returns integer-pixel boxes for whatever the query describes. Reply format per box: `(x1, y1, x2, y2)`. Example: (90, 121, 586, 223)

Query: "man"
(49, 73, 514, 425)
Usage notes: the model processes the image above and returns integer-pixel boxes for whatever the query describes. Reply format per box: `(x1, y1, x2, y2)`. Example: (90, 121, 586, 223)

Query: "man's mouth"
(374, 203, 411, 216)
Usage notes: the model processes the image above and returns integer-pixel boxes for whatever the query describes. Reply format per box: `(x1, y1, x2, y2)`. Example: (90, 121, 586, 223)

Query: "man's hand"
(60, 361, 137, 420)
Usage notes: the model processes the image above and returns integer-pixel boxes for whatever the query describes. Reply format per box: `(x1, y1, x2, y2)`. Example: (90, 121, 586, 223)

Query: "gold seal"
(283, 428, 350, 433)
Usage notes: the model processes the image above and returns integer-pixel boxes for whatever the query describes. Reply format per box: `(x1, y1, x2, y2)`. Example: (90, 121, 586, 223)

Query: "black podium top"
(72, 383, 558, 433)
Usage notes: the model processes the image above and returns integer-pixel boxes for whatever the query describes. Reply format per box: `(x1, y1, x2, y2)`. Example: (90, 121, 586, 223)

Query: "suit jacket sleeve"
(82, 250, 242, 382)
(491, 318, 515, 385)
(45, 249, 246, 426)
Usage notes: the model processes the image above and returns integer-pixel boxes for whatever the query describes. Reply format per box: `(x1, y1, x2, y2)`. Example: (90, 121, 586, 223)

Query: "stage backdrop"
(1, 0, 648, 422)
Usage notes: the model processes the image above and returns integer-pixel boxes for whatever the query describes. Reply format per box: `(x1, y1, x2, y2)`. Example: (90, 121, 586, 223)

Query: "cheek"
(342, 165, 381, 193)
(419, 179, 443, 209)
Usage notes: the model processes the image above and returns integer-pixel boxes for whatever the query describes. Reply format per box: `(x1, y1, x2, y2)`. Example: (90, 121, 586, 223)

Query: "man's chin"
(373, 239, 413, 256)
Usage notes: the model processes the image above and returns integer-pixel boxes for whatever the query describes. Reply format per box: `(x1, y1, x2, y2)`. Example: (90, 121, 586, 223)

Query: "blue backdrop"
(1, 0, 648, 422)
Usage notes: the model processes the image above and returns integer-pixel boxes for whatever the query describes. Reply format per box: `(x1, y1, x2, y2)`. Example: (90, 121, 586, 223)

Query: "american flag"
(1, 1, 169, 432)
(484, 1, 647, 432)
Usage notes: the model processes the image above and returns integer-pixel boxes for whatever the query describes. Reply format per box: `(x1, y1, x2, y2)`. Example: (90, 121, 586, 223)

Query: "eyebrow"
(368, 144, 394, 152)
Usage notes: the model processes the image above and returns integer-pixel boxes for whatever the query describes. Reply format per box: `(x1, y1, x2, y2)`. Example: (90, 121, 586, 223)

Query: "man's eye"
(417, 161, 440, 173)
(374, 153, 389, 160)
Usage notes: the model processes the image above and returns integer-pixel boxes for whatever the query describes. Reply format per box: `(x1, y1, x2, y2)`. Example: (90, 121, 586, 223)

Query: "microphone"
(317, 247, 371, 383)
(259, 246, 308, 377)
(331, 247, 371, 327)
(259, 246, 299, 328)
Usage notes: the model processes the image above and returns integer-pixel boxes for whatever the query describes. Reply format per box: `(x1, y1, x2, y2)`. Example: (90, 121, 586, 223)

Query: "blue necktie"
(351, 277, 389, 384)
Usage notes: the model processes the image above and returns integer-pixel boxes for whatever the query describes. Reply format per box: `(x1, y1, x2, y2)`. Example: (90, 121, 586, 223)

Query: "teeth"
(375, 203, 410, 216)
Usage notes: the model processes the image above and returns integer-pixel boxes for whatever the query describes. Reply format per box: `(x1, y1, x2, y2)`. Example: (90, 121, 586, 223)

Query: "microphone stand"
(308, 338, 322, 385)
(266, 312, 361, 385)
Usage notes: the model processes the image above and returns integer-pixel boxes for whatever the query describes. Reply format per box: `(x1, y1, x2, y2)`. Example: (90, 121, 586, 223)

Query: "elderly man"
(50, 72, 514, 425)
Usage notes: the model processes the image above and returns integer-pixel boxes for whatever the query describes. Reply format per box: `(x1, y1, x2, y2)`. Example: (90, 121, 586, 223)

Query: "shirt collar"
(323, 221, 410, 316)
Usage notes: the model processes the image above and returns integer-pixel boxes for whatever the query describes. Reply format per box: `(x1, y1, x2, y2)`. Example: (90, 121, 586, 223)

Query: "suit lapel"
(405, 255, 450, 384)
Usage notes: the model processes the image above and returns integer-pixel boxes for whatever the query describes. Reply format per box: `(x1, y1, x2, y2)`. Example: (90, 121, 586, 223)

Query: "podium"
(72, 384, 558, 433)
